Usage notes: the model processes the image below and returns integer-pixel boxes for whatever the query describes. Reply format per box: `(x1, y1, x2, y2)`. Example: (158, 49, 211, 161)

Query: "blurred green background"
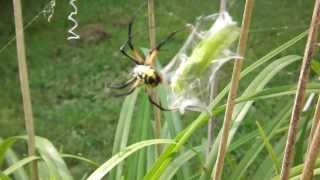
(0, 0, 315, 176)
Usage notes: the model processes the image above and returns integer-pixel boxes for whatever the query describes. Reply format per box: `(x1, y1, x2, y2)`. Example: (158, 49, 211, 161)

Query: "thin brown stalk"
(212, 0, 255, 179)
(302, 97, 320, 180)
(207, 0, 228, 158)
(12, 0, 38, 180)
(147, 0, 162, 154)
(307, 95, 320, 153)
(280, 0, 320, 179)
(219, 0, 227, 13)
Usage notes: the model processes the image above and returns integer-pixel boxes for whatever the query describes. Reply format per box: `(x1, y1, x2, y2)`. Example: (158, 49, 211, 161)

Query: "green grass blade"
(3, 156, 40, 176)
(256, 121, 281, 174)
(127, 92, 150, 180)
(136, 94, 151, 180)
(110, 88, 140, 180)
(201, 55, 301, 179)
(212, 31, 307, 110)
(87, 139, 175, 180)
(160, 146, 202, 180)
(0, 172, 10, 180)
(3, 147, 28, 180)
(146, 54, 301, 180)
(0, 138, 16, 166)
(227, 102, 291, 180)
(253, 136, 287, 180)
(60, 154, 99, 167)
(18, 136, 73, 180)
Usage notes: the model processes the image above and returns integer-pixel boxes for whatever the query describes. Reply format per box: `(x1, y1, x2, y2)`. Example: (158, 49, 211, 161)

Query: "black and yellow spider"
(109, 20, 179, 111)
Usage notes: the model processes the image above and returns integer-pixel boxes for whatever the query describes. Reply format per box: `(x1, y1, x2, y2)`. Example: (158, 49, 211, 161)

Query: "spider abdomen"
(133, 65, 162, 87)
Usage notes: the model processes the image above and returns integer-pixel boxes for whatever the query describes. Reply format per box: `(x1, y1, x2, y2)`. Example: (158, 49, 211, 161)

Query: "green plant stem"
(148, 0, 162, 155)
(280, 0, 320, 179)
(212, 0, 255, 179)
(12, 0, 38, 179)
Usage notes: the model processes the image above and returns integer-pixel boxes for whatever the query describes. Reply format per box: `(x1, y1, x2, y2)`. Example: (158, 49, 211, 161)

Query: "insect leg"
(112, 88, 136, 97)
(120, 42, 141, 65)
(155, 30, 180, 51)
(112, 79, 140, 97)
(148, 95, 174, 111)
(108, 77, 136, 89)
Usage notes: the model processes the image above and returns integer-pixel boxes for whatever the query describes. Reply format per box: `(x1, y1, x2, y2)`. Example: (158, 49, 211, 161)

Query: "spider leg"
(145, 30, 181, 65)
(148, 95, 174, 111)
(120, 41, 141, 65)
(112, 88, 136, 97)
(108, 77, 136, 89)
(112, 79, 140, 97)
(120, 20, 145, 64)
(154, 30, 180, 51)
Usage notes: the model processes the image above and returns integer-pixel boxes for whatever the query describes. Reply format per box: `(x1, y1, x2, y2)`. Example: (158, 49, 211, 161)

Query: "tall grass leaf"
(160, 146, 202, 180)
(136, 94, 151, 180)
(126, 93, 150, 180)
(236, 83, 320, 102)
(0, 172, 10, 180)
(311, 60, 320, 76)
(18, 136, 73, 180)
(60, 154, 99, 167)
(212, 31, 307, 109)
(87, 139, 175, 180)
(272, 159, 320, 179)
(253, 136, 287, 180)
(110, 88, 140, 180)
(256, 121, 281, 174)
(0, 138, 16, 166)
(3, 146, 28, 180)
(294, 113, 310, 165)
(147, 55, 301, 180)
(202, 55, 301, 179)
(3, 156, 40, 176)
(227, 102, 291, 180)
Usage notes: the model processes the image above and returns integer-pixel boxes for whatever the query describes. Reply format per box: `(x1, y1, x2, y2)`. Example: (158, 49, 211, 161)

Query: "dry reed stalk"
(212, 0, 255, 179)
(219, 0, 227, 12)
(280, 0, 320, 179)
(307, 95, 320, 153)
(302, 98, 320, 180)
(12, 0, 38, 179)
(147, 0, 162, 154)
(207, 0, 228, 159)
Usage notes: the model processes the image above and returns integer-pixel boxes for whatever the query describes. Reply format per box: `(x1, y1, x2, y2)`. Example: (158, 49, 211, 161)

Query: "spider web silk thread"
(67, 0, 80, 40)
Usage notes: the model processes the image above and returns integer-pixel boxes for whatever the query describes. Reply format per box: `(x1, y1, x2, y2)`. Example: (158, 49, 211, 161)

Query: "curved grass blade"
(3, 156, 40, 176)
(17, 136, 73, 180)
(145, 55, 301, 180)
(256, 121, 281, 174)
(0, 172, 10, 180)
(87, 139, 175, 180)
(110, 88, 140, 180)
(61, 154, 99, 167)
(201, 55, 301, 179)
(160, 146, 202, 180)
(0, 138, 16, 166)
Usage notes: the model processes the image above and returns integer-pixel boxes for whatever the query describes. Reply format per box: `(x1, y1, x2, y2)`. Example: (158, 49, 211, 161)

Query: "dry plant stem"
(12, 0, 38, 180)
(207, 0, 228, 158)
(280, 0, 320, 179)
(307, 95, 320, 154)
(302, 96, 320, 180)
(219, 0, 227, 12)
(148, 0, 162, 155)
(212, 0, 255, 179)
